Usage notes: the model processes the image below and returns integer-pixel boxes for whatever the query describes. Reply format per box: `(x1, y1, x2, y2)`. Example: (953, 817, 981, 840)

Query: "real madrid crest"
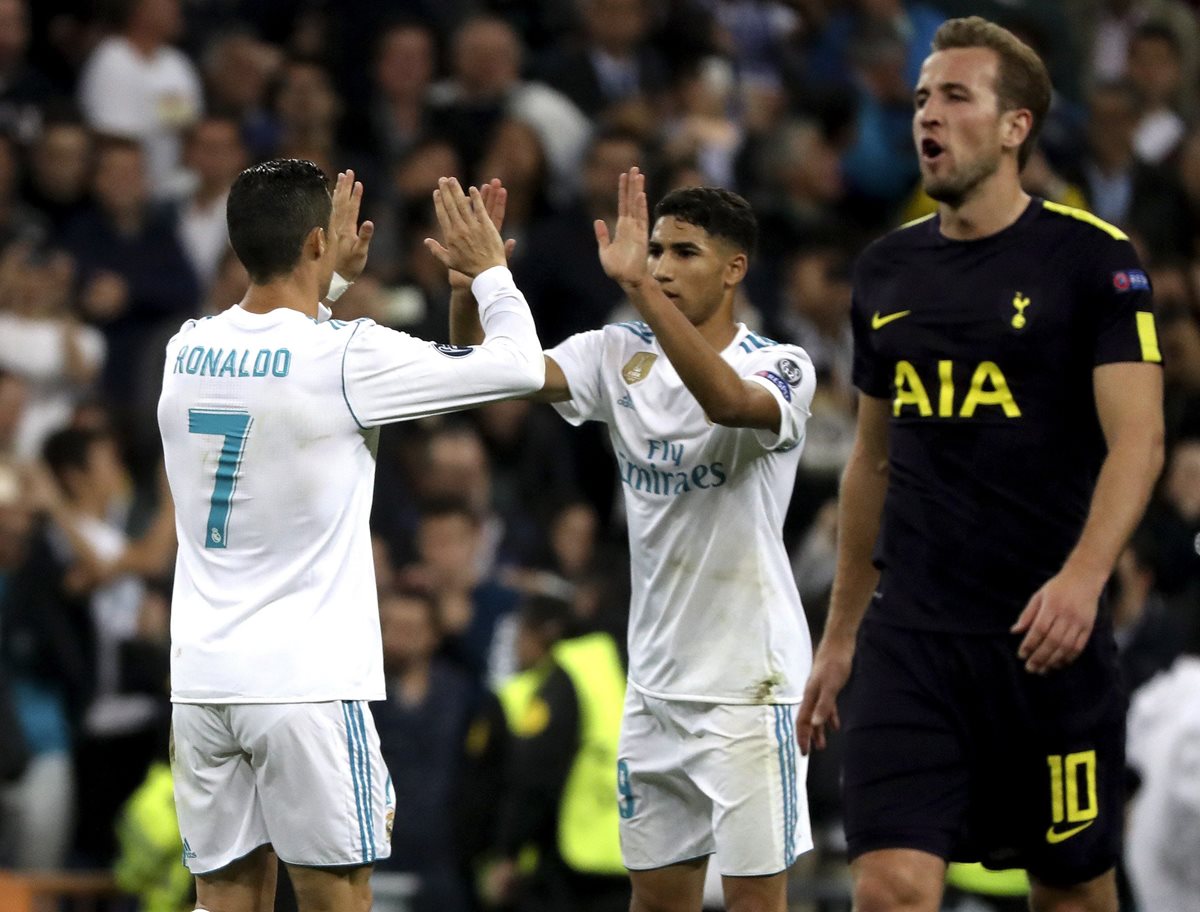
(622, 352, 658, 384)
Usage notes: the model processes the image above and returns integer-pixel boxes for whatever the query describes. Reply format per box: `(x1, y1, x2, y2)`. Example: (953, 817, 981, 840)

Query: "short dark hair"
(1131, 20, 1183, 58)
(42, 427, 106, 485)
(931, 16, 1052, 169)
(653, 186, 757, 256)
(226, 159, 331, 284)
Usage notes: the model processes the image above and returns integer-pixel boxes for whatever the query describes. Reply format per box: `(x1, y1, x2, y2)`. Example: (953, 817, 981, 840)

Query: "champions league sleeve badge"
(776, 358, 803, 387)
(434, 343, 475, 358)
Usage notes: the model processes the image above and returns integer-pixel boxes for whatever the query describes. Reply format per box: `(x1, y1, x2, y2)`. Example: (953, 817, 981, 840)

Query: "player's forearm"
(449, 287, 485, 346)
(473, 267, 545, 391)
(824, 445, 888, 646)
(624, 281, 753, 424)
(1063, 430, 1164, 586)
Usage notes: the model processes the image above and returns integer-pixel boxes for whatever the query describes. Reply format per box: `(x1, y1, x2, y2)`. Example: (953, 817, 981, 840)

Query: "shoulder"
(608, 320, 656, 345)
(854, 213, 937, 274)
(168, 314, 215, 343)
(1036, 200, 1129, 243)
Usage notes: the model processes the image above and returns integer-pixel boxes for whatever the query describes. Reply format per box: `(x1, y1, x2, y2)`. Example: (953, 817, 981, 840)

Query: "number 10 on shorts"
(1046, 750, 1098, 832)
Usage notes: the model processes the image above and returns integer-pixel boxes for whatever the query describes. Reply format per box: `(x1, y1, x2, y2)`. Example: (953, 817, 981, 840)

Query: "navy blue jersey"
(851, 199, 1162, 633)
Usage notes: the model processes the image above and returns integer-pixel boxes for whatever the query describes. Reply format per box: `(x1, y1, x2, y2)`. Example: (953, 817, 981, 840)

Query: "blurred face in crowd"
(132, 0, 182, 44)
(583, 0, 647, 55)
(453, 19, 520, 98)
(1087, 85, 1138, 170)
(1126, 33, 1182, 107)
(786, 248, 852, 330)
(94, 144, 148, 218)
(913, 47, 1022, 205)
(394, 140, 461, 201)
(417, 511, 480, 582)
(584, 136, 641, 216)
(477, 119, 544, 194)
(424, 433, 491, 513)
(648, 217, 744, 327)
(774, 121, 841, 204)
(551, 502, 597, 578)
(375, 25, 435, 101)
(32, 123, 92, 202)
(380, 593, 439, 669)
(206, 34, 279, 113)
(276, 62, 341, 131)
(0, 0, 28, 74)
(185, 118, 246, 194)
(1165, 439, 1200, 522)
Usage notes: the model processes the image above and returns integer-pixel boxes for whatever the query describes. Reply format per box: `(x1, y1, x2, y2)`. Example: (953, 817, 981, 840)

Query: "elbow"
(516, 352, 546, 394)
(705, 388, 755, 428)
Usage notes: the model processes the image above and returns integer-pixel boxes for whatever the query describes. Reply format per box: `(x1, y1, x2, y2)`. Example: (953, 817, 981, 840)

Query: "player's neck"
(694, 298, 740, 350)
(241, 274, 321, 319)
(937, 174, 1030, 241)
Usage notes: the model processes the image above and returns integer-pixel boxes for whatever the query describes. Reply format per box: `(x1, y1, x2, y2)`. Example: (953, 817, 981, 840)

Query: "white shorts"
(618, 688, 811, 877)
(170, 701, 393, 874)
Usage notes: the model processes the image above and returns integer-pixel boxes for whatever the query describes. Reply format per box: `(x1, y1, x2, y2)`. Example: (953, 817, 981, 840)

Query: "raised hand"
(423, 177, 507, 279)
(330, 169, 374, 281)
(434, 178, 517, 290)
(594, 167, 650, 288)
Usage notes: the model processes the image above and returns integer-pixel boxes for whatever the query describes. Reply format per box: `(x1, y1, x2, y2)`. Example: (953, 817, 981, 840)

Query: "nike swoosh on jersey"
(1045, 820, 1095, 844)
(871, 309, 912, 330)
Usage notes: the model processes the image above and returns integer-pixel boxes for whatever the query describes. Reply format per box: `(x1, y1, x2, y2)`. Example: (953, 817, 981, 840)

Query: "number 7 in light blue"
(188, 409, 253, 549)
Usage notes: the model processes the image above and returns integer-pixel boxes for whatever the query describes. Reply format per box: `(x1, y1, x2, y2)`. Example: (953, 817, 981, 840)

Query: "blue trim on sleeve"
(340, 321, 368, 430)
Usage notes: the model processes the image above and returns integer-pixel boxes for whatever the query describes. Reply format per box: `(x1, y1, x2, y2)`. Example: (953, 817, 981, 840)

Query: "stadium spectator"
(77, 0, 203, 200)
(61, 137, 198, 407)
(0, 244, 104, 460)
(534, 0, 668, 121)
(176, 115, 245, 292)
(22, 114, 93, 237)
(372, 586, 482, 912)
(199, 30, 281, 160)
(0, 0, 54, 143)
(1125, 21, 1190, 164)
(428, 15, 591, 202)
(350, 19, 437, 169)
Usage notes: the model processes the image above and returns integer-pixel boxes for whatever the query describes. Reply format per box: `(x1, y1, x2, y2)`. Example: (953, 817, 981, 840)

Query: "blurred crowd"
(0, 0, 1198, 910)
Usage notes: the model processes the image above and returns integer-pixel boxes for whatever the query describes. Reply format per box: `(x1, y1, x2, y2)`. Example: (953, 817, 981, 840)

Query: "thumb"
(594, 219, 610, 249)
(1012, 591, 1041, 634)
(504, 238, 517, 259)
(358, 220, 375, 244)
(424, 237, 451, 267)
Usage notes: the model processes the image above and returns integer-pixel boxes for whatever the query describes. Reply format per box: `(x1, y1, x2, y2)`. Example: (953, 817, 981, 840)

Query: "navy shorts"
(841, 612, 1126, 888)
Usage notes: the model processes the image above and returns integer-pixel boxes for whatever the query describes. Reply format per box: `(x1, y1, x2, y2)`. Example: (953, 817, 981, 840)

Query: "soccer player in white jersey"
(157, 160, 544, 912)
(446, 170, 816, 912)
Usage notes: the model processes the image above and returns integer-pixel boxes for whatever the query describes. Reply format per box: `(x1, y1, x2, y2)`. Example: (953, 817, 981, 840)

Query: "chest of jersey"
(863, 240, 1091, 422)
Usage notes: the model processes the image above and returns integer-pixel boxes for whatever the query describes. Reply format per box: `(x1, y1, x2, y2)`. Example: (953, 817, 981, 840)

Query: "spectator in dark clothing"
(22, 113, 93, 236)
(533, 0, 668, 120)
(0, 0, 57, 143)
(372, 587, 491, 912)
(1112, 529, 1185, 695)
(61, 137, 199, 406)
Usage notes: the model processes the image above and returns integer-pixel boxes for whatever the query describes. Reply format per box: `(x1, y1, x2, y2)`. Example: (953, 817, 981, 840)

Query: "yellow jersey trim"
(897, 212, 936, 230)
(1041, 201, 1128, 240)
(1136, 312, 1162, 362)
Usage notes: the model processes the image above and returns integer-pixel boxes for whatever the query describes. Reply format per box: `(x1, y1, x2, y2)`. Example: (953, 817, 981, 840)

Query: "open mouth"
(920, 138, 945, 162)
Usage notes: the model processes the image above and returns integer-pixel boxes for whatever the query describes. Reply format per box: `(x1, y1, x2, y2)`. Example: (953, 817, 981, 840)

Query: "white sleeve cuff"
(471, 266, 518, 310)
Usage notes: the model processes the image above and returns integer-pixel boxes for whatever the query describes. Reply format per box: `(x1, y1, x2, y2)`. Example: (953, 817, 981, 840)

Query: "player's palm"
(330, 170, 374, 281)
(595, 168, 650, 287)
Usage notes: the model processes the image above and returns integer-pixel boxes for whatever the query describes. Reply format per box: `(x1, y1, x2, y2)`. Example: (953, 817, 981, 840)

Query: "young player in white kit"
(448, 171, 815, 912)
(158, 162, 544, 912)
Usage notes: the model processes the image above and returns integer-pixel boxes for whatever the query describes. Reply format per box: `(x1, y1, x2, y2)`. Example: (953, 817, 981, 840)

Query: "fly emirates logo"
(615, 438, 727, 497)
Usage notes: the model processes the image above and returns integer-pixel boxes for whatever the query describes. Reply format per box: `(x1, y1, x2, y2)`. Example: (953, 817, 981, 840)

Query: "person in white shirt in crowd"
(78, 0, 202, 201)
(445, 170, 816, 912)
(176, 115, 246, 293)
(158, 161, 543, 912)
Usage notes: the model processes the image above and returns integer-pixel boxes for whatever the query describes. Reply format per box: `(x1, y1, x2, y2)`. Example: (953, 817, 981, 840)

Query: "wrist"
(326, 271, 352, 302)
(1061, 555, 1110, 593)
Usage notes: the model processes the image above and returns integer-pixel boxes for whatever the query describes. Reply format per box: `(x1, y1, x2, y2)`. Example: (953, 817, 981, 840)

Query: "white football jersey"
(548, 321, 815, 703)
(159, 267, 544, 703)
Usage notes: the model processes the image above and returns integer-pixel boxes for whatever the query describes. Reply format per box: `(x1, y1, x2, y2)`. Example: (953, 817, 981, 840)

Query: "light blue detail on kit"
(188, 409, 253, 549)
(617, 759, 636, 819)
(616, 321, 655, 343)
(175, 346, 291, 378)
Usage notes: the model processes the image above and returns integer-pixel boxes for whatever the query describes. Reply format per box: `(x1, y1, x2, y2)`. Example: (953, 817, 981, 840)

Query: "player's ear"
(1001, 107, 1032, 155)
(306, 225, 326, 260)
(724, 251, 748, 288)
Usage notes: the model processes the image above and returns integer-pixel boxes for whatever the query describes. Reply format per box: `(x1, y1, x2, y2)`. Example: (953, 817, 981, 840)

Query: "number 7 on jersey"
(188, 408, 253, 549)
